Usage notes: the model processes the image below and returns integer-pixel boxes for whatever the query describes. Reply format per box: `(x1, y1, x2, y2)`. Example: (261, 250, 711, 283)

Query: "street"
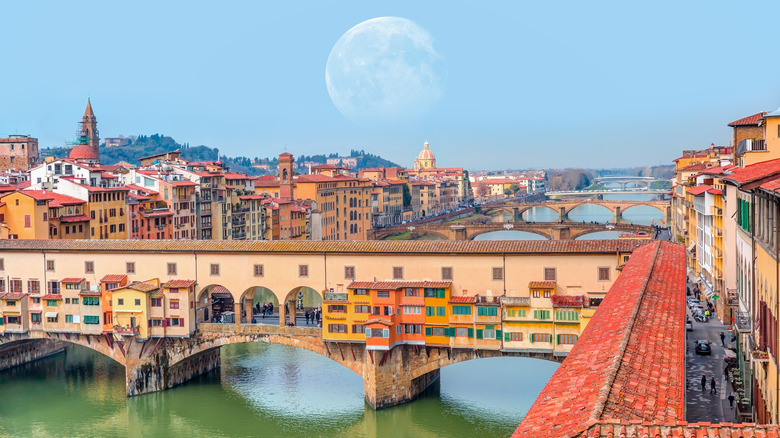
(685, 301, 737, 423)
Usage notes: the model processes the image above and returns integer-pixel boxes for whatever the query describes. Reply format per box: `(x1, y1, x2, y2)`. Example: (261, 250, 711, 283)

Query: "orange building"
(100, 274, 128, 333)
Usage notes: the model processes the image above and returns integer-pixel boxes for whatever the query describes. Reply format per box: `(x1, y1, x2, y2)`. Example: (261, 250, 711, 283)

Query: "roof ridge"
(585, 240, 662, 427)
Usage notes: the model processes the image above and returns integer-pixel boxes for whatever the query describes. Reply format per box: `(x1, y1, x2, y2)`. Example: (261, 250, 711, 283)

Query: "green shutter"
(468, 328, 474, 338)
(504, 331, 511, 341)
(485, 325, 493, 330)
(476, 329, 483, 339)
(489, 307, 497, 316)
(496, 329, 502, 339)
(437, 289, 445, 298)
(437, 306, 445, 316)
(425, 327, 432, 336)
(530, 333, 535, 343)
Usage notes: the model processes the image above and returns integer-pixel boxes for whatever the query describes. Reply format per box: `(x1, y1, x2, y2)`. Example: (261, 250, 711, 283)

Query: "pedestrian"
(720, 332, 726, 346)
(701, 375, 707, 391)
(305, 310, 310, 325)
(728, 393, 735, 408)
(710, 376, 717, 394)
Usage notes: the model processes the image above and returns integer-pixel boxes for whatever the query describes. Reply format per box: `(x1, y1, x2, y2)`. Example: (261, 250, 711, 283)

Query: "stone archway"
(281, 286, 323, 327)
(239, 286, 281, 324)
(196, 284, 235, 324)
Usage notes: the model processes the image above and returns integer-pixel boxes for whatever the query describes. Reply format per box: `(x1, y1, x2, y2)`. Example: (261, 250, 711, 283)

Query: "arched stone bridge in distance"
(370, 221, 656, 241)
(483, 199, 671, 222)
(0, 322, 563, 409)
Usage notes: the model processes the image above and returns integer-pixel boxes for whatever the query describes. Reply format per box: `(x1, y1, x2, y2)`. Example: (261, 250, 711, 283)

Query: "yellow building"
(502, 297, 531, 350)
(423, 285, 450, 346)
(322, 286, 366, 342)
(112, 279, 160, 340)
(474, 296, 502, 350)
(448, 296, 475, 348)
(0, 190, 52, 239)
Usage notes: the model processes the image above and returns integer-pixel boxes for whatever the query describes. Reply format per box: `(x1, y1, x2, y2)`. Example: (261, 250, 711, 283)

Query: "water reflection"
(474, 230, 548, 241)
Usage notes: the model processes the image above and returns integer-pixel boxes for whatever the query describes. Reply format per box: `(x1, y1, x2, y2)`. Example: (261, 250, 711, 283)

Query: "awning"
(724, 349, 737, 359)
(687, 243, 696, 253)
(211, 292, 233, 299)
(45, 312, 58, 318)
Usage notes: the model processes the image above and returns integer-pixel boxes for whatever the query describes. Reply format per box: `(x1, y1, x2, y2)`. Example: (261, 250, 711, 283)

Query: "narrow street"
(685, 301, 738, 423)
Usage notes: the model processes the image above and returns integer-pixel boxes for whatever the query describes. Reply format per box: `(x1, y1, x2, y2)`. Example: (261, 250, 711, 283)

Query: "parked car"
(686, 319, 693, 331)
(695, 340, 712, 355)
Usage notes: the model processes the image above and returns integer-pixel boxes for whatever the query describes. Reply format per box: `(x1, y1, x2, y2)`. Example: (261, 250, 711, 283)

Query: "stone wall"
(0, 339, 64, 371)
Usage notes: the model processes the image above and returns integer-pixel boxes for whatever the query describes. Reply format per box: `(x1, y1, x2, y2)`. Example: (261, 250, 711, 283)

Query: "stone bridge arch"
(196, 284, 238, 324)
(0, 331, 127, 366)
(562, 203, 614, 218)
(515, 204, 560, 220)
(239, 286, 280, 323)
(409, 348, 565, 381)
(467, 228, 551, 240)
(281, 285, 323, 326)
(619, 203, 667, 216)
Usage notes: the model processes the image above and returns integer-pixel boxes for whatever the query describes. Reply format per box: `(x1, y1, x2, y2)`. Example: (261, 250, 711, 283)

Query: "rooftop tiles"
(347, 281, 451, 290)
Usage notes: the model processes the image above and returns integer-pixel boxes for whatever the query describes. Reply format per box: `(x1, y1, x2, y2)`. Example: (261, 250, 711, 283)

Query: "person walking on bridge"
(720, 332, 726, 346)
(710, 376, 717, 395)
(701, 375, 707, 391)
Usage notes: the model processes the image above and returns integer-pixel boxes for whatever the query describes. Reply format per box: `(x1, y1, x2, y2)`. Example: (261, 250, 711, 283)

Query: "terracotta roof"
(722, 158, 780, 187)
(126, 282, 158, 292)
(686, 185, 720, 196)
(677, 162, 708, 172)
(45, 192, 85, 207)
(365, 318, 393, 326)
(551, 295, 585, 308)
(59, 214, 91, 223)
(78, 290, 102, 296)
(69, 144, 99, 160)
(211, 285, 230, 294)
(759, 176, 780, 195)
(163, 279, 195, 288)
(41, 294, 62, 300)
(0, 239, 648, 255)
(1, 293, 26, 300)
(449, 296, 475, 303)
(514, 241, 686, 437)
(60, 278, 85, 284)
(140, 209, 173, 218)
(100, 274, 127, 283)
(347, 281, 451, 290)
(728, 111, 767, 127)
(528, 281, 556, 289)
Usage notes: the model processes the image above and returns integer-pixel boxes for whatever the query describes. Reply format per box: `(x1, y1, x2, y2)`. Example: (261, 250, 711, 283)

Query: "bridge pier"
(363, 345, 441, 409)
(614, 206, 621, 222)
(513, 207, 521, 222)
(552, 226, 571, 240)
(0, 339, 65, 372)
(449, 225, 467, 240)
(125, 339, 221, 396)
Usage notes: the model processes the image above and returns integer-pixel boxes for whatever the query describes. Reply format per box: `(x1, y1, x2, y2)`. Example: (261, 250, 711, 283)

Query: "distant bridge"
(592, 176, 668, 190)
(370, 221, 655, 241)
(484, 199, 671, 222)
(546, 189, 669, 197)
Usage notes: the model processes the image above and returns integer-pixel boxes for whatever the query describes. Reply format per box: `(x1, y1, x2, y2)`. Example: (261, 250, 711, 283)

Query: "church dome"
(417, 141, 435, 160)
(69, 144, 99, 160)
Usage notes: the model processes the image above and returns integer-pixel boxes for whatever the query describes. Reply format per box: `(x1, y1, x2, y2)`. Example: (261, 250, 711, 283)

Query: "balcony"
(734, 311, 751, 333)
(231, 232, 247, 240)
(113, 325, 139, 336)
(232, 219, 246, 227)
(752, 348, 770, 363)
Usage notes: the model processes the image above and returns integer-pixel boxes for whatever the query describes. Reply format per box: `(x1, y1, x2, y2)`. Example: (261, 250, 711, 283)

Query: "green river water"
(0, 343, 558, 437)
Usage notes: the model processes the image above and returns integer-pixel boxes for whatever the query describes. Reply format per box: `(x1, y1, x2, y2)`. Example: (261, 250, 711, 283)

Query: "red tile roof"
(1, 293, 26, 300)
(126, 282, 158, 292)
(78, 290, 102, 296)
(514, 241, 686, 437)
(728, 111, 767, 127)
(759, 176, 780, 194)
(41, 294, 62, 300)
(449, 296, 475, 303)
(686, 185, 721, 196)
(528, 281, 556, 289)
(60, 278, 85, 284)
(347, 281, 451, 290)
(100, 274, 127, 283)
(722, 158, 780, 187)
(163, 279, 195, 288)
(551, 295, 585, 308)
(677, 162, 708, 172)
(365, 318, 393, 326)
(59, 214, 91, 223)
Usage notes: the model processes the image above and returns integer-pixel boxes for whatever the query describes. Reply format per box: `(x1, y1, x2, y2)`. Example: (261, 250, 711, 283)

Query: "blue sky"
(2, 1, 780, 170)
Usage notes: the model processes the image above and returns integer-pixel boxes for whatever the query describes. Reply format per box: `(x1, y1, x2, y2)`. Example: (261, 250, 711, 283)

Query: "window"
(396, 325, 402, 335)
(543, 290, 551, 298)
(426, 306, 435, 316)
(437, 306, 446, 317)
(558, 334, 578, 344)
(46, 315, 58, 323)
(456, 327, 472, 337)
(0, 258, 3, 270)
(441, 266, 453, 281)
(65, 314, 74, 323)
(532, 290, 540, 298)
(353, 288, 368, 296)
(533, 310, 551, 320)
(82, 296, 100, 305)
(85, 261, 94, 274)
(10, 279, 21, 293)
(506, 332, 523, 342)
(404, 306, 421, 315)
(328, 305, 346, 313)
(598, 267, 610, 281)
(404, 324, 423, 334)
(555, 310, 579, 321)
(134, 299, 141, 306)
(392, 266, 403, 280)
(253, 264, 264, 277)
(298, 264, 309, 277)
(429, 327, 446, 336)
(117, 298, 124, 305)
(344, 266, 355, 280)
(531, 333, 552, 343)
(383, 306, 393, 316)
(31, 313, 42, 323)
(404, 288, 419, 297)
(354, 305, 370, 313)
(544, 268, 556, 281)
(352, 324, 365, 334)
(210, 264, 220, 276)
(477, 306, 498, 316)
(170, 300, 179, 309)
(328, 324, 347, 333)
(24, 214, 31, 228)
(377, 291, 390, 298)
(167, 263, 177, 276)
(28, 280, 40, 294)
(171, 318, 182, 327)
(150, 319, 163, 327)
(126, 262, 135, 274)
(46, 299, 58, 307)
(47, 260, 55, 272)
(151, 298, 162, 307)
(483, 329, 496, 339)
(589, 297, 603, 307)
(6, 300, 15, 306)
(492, 267, 503, 280)
(452, 305, 471, 315)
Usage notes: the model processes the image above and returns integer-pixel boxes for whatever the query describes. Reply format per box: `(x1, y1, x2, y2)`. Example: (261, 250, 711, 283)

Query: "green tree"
(402, 183, 412, 208)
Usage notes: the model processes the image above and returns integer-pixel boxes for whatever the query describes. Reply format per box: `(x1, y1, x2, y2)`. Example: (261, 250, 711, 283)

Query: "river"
(0, 343, 557, 437)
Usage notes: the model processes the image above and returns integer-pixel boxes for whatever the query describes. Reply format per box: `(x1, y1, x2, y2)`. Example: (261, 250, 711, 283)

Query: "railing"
(232, 219, 246, 227)
(113, 325, 140, 336)
(752, 348, 770, 363)
(744, 139, 766, 152)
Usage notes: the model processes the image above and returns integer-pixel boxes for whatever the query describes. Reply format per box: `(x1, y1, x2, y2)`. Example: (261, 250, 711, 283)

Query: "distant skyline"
(2, 1, 780, 170)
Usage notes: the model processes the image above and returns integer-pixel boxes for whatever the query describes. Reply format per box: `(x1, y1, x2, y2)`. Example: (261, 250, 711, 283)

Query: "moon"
(326, 17, 445, 125)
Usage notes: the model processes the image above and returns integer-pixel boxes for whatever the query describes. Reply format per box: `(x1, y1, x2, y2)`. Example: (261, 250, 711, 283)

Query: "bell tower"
(279, 152, 295, 200)
(80, 98, 100, 157)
